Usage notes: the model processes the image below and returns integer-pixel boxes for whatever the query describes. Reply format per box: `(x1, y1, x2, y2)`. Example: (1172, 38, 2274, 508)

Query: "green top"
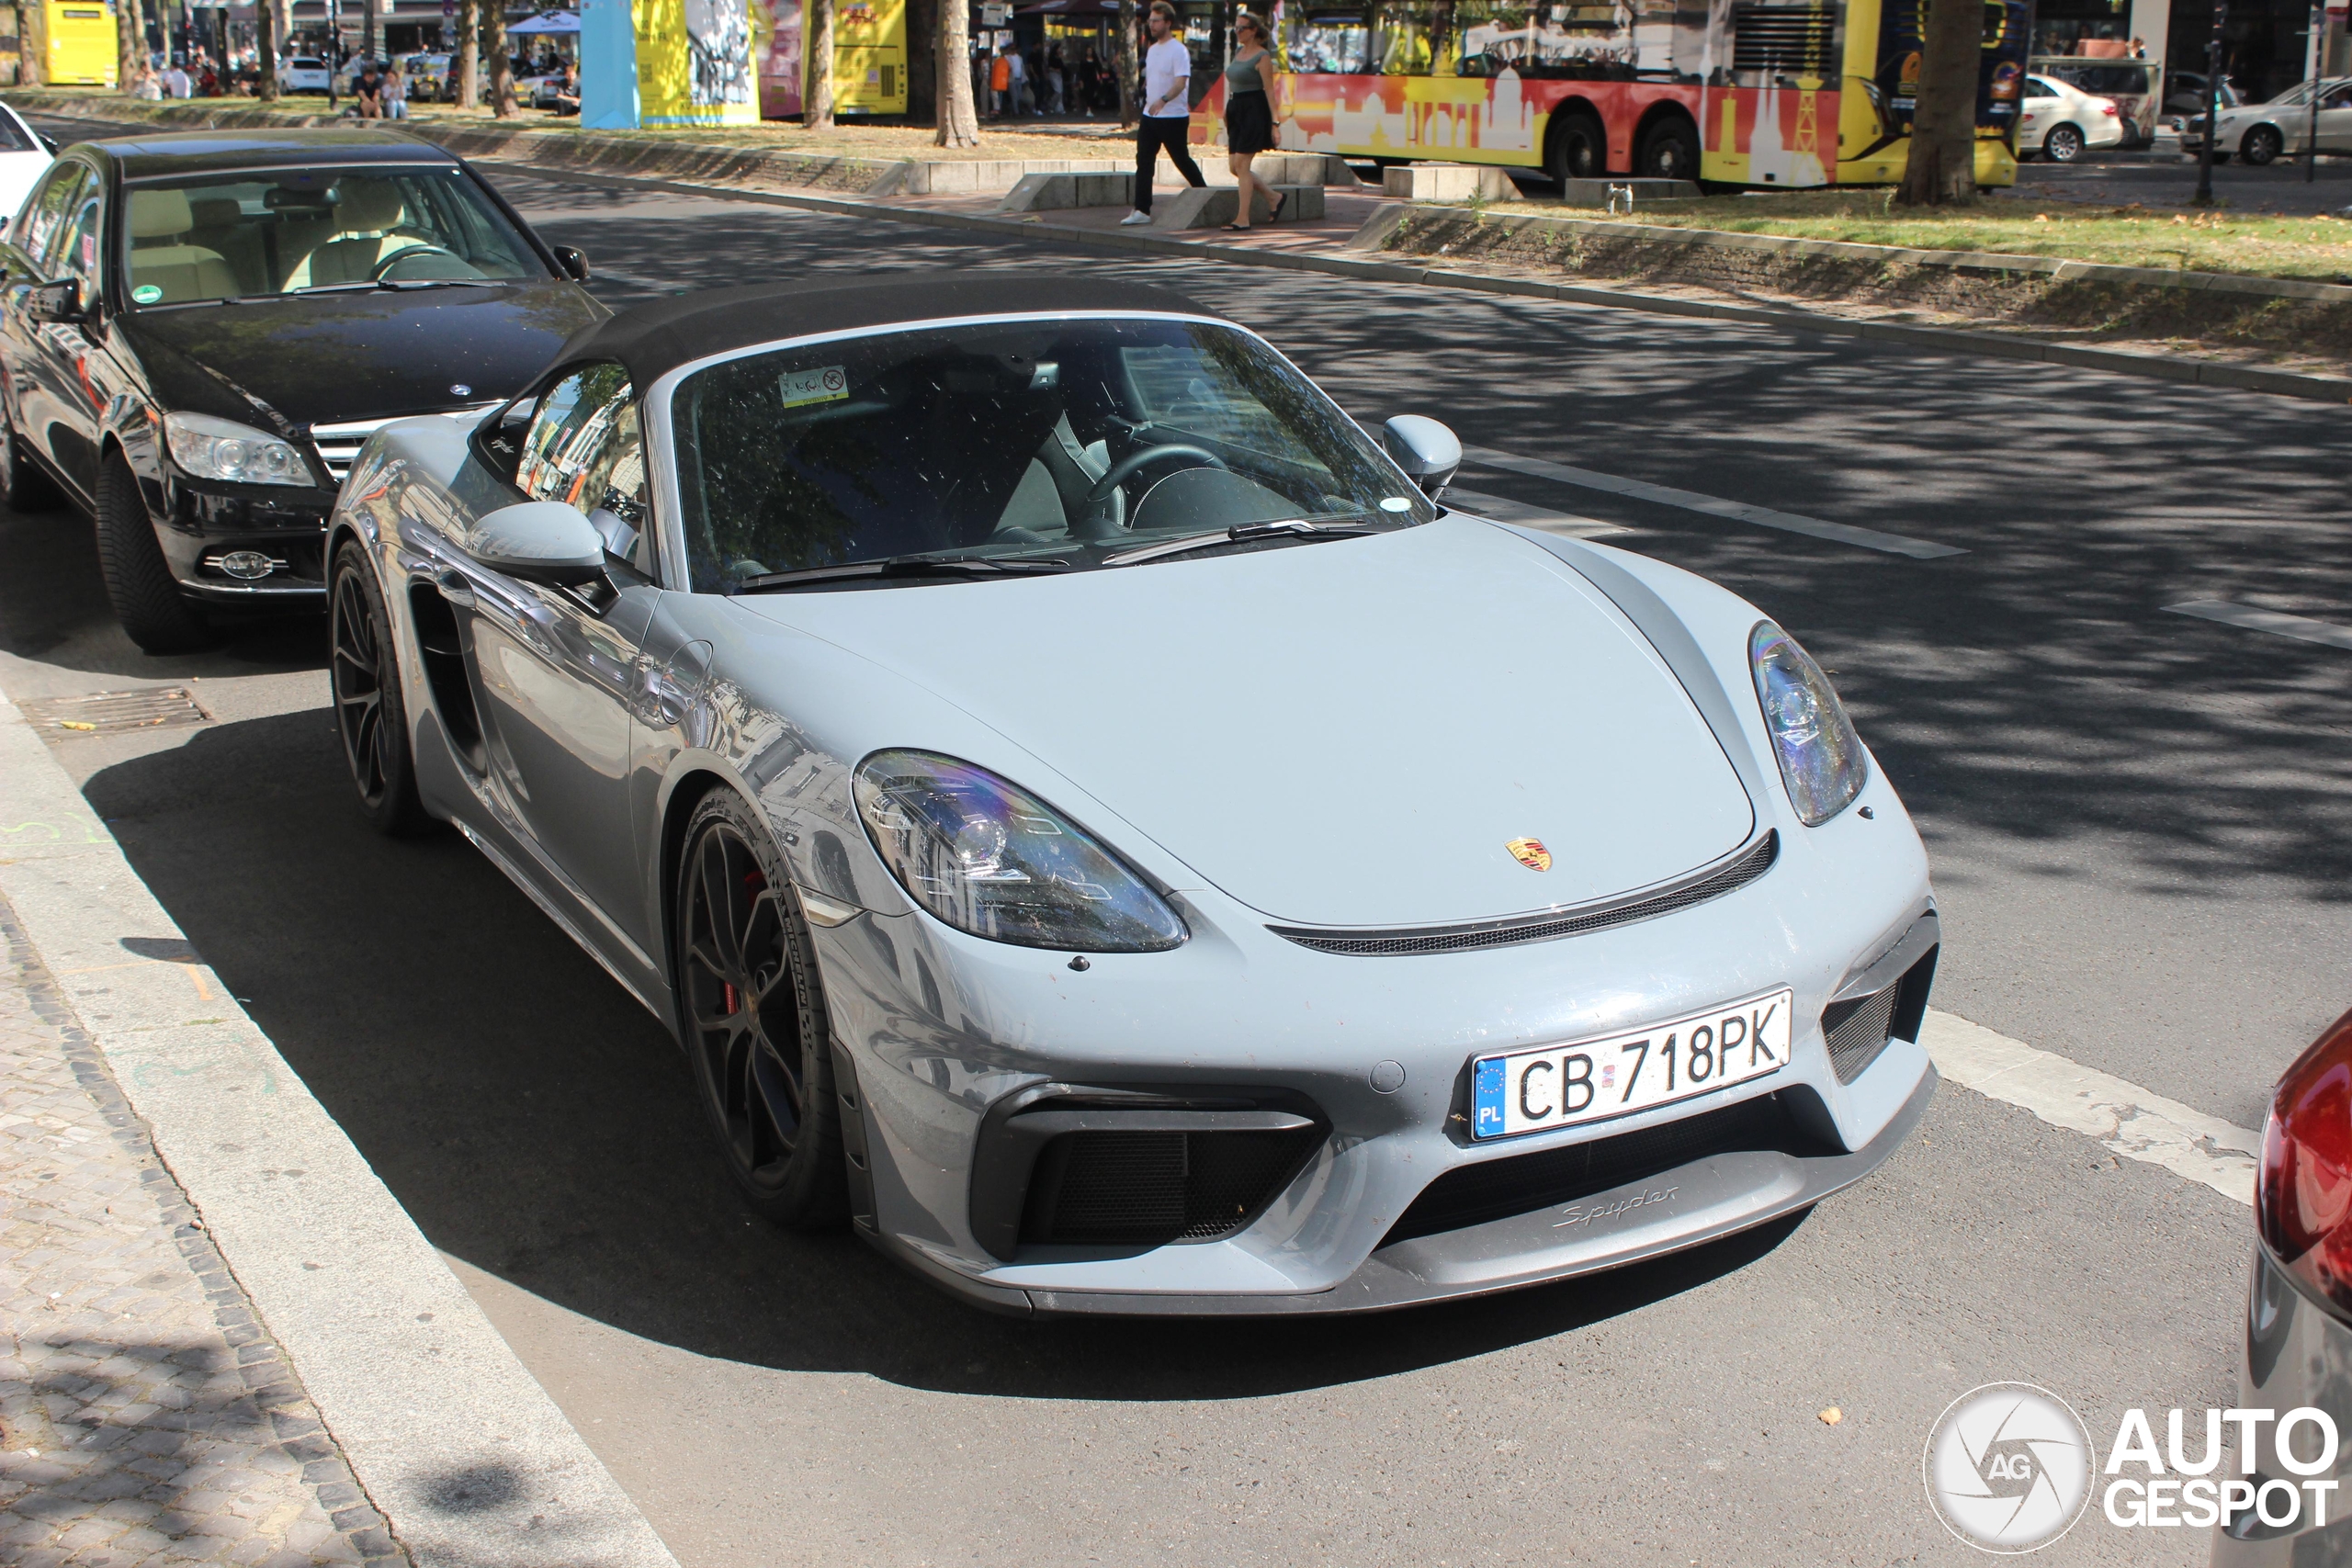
(1226, 49, 1268, 95)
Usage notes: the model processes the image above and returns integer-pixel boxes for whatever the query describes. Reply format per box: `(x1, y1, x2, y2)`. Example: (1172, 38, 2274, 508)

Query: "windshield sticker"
(131, 284, 163, 304)
(1380, 496, 1413, 512)
(781, 366, 850, 410)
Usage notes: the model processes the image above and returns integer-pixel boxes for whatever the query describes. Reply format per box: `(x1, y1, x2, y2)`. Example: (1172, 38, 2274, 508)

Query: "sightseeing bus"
(1193, 0, 2030, 190)
(44, 0, 117, 87)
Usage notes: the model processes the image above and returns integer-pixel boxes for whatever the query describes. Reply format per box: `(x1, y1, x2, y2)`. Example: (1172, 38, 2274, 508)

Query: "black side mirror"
(551, 245, 589, 283)
(25, 277, 83, 324)
(36, 132, 58, 154)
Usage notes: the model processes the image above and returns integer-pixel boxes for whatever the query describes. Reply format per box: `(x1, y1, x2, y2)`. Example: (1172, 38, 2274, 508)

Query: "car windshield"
(120, 165, 543, 308)
(669, 317, 1437, 592)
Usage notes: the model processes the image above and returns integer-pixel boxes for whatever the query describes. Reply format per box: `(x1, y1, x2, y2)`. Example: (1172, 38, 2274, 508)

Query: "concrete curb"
(0, 680, 680, 1568)
(17, 91, 2352, 400)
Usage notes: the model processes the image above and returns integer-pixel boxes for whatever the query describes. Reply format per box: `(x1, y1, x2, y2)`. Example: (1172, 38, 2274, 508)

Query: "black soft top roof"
(83, 129, 459, 182)
(555, 274, 1223, 388)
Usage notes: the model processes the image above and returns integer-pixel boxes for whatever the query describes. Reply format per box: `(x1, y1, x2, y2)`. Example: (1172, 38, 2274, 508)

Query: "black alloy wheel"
(677, 790, 849, 1229)
(2242, 125, 2283, 165)
(328, 540, 432, 835)
(94, 451, 216, 654)
(0, 400, 61, 513)
(1546, 109, 1607, 184)
(2043, 123, 2086, 163)
(1638, 117, 1700, 181)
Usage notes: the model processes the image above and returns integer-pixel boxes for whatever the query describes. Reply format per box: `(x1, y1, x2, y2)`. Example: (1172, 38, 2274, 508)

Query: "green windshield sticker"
(131, 284, 163, 304)
(780, 366, 849, 410)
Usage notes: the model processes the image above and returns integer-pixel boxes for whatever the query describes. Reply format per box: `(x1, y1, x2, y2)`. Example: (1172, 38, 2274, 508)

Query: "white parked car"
(0, 102, 55, 223)
(279, 56, 332, 94)
(2018, 73, 2125, 162)
(2177, 77, 2352, 164)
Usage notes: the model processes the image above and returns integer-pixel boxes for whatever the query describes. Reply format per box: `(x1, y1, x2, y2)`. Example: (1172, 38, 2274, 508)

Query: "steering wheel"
(1083, 443, 1226, 506)
(370, 243, 458, 280)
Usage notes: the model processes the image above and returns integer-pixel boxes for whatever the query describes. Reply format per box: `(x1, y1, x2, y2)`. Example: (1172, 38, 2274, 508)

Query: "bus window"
(1285, 8, 1372, 73)
(1371, 1, 1433, 74)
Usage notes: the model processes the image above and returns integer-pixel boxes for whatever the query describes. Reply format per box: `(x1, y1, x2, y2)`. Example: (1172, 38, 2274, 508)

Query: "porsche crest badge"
(1507, 837, 1552, 872)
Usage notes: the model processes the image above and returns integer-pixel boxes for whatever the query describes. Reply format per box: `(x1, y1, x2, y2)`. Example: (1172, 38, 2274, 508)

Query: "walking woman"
(1221, 13, 1282, 231)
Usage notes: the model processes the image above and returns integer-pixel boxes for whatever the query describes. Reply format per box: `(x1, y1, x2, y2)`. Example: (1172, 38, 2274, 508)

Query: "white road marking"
(1922, 1008, 2259, 1205)
(1443, 487, 1628, 540)
(2165, 598, 2352, 653)
(1463, 446, 1966, 560)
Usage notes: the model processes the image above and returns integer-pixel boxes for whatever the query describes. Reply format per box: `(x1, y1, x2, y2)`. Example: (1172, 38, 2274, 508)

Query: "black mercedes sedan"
(0, 128, 606, 651)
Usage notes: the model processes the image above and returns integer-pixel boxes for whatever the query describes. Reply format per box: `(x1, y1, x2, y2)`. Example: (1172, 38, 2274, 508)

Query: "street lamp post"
(2196, 0, 2227, 206)
(326, 0, 339, 109)
(2309, 0, 2324, 181)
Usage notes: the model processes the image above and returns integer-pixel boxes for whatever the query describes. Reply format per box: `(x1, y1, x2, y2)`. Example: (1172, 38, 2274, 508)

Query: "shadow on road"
(80, 708, 1807, 1400)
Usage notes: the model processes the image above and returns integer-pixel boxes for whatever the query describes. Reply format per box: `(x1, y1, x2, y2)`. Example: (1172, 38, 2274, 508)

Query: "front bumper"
(155, 473, 334, 603)
(879, 1065, 1937, 1318)
(2211, 1246, 2352, 1563)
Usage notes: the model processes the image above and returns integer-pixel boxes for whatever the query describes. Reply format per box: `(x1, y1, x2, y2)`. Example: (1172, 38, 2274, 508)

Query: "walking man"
(1122, 1, 1204, 226)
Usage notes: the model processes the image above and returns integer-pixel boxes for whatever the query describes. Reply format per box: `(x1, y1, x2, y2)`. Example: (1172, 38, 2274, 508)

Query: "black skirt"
(1225, 88, 1274, 154)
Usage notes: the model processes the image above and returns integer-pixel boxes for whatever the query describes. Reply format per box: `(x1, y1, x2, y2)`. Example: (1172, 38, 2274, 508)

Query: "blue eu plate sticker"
(131, 284, 163, 304)
(1472, 1057, 1506, 1139)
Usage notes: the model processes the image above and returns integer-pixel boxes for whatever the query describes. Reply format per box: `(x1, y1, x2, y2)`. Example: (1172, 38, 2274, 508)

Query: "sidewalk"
(0, 896, 399, 1567)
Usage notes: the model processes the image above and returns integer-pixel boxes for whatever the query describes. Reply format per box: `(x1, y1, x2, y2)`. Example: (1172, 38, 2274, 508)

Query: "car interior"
(123, 170, 539, 306)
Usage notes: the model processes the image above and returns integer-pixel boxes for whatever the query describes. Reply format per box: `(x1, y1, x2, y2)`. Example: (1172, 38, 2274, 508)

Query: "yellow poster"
(635, 0, 761, 127)
(45, 1, 117, 88)
(826, 0, 906, 115)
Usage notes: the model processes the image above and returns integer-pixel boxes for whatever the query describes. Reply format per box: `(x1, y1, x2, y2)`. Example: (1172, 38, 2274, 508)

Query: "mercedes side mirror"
(36, 132, 58, 153)
(1383, 414, 1462, 497)
(24, 277, 83, 324)
(464, 501, 606, 587)
(552, 245, 590, 283)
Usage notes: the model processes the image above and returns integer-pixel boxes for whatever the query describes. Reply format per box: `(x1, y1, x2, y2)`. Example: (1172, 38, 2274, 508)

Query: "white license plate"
(1470, 988, 1793, 1141)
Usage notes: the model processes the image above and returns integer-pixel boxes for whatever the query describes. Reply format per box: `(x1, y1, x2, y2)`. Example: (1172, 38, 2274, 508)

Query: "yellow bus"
(45, 0, 117, 88)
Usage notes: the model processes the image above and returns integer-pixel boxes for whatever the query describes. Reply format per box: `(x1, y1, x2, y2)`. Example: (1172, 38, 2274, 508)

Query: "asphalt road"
(9, 142, 2346, 1564)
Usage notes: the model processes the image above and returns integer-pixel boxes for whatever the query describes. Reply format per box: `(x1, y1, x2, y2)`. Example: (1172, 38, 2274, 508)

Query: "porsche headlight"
(1748, 621, 1868, 826)
(853, 750, 1187, 953)
(163, 412, 311, 486)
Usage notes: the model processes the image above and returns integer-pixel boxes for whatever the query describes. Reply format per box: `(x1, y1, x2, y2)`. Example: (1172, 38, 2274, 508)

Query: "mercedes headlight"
(1748, 621, 1868, 826)
(853, 750, 1187, 953)
(163, 412, 311, 486)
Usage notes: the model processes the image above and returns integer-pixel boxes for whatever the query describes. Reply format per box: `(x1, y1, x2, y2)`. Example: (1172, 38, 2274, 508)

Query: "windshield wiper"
(287, 278, 496, 296)
(733, 554, 1074, 592)
(1102, 517, 1376, 568)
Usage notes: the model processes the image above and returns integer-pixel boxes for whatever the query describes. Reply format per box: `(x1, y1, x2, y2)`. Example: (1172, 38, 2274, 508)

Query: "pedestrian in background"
(1122, 1, 1205, 226)
(1219, 12, 1282, 231)
(1008, 45, 1031, 115)
(989, 47, 1012, 118)
(383, 61, 408, 119)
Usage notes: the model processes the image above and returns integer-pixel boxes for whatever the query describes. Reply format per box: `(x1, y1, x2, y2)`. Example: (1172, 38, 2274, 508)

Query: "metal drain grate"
(19, 687, 212, 737)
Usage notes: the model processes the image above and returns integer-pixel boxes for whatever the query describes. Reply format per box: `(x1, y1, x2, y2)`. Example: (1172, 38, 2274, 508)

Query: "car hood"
(111, 279, 604, 429)
(736, 518, 1758, 928)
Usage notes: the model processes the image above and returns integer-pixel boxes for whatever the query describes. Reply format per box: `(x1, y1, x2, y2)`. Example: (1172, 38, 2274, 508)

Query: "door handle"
(435, 569, 476, 609)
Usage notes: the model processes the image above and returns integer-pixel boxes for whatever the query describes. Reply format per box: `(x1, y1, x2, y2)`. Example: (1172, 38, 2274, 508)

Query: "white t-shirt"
(1143, 37, 1190, 118)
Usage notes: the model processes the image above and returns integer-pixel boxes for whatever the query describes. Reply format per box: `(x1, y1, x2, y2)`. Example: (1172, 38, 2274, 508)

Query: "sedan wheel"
(2243, 125, 2284, 165)
(329, 541, 433, 835)
(677, 791, 848, 1229)
(94, 452, 216, 654)
(2043, 123, 2086, 163)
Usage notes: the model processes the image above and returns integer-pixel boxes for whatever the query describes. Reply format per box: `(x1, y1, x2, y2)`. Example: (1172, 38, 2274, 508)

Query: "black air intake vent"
(1731, 3, 1838, 73)
(1821, 944, 1939, 1085)
(1020, 1125, 1326, 1248)
(1382, 1091, 1834, 1247)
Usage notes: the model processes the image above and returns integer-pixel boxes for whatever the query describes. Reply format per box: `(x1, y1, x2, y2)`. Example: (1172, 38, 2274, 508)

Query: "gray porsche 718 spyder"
(325, 274, 1940, 1316)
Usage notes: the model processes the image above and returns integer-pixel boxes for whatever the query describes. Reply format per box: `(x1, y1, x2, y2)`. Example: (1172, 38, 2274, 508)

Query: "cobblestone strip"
(0, 890, 409, 1568)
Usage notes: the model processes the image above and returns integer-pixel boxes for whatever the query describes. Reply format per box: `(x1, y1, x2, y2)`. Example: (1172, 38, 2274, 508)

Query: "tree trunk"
(117, 0, 140, 92)
(363, 0, 377, 73)
(1115, 0, 1136, 125)
(486, 0, 514, 115)
(456, 0, 480, 106)
(256, 0, 277, 98)
(22, 0, 45, 85)
(1894, 0, 1981, 205)
(907, 0, 935, 122)
(804, 0, 834, 128)
(933, 0, 978, 145)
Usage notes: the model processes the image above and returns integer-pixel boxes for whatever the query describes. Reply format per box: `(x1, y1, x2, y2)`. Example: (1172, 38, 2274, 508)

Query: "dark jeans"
(1134, 115, 1205, 213)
